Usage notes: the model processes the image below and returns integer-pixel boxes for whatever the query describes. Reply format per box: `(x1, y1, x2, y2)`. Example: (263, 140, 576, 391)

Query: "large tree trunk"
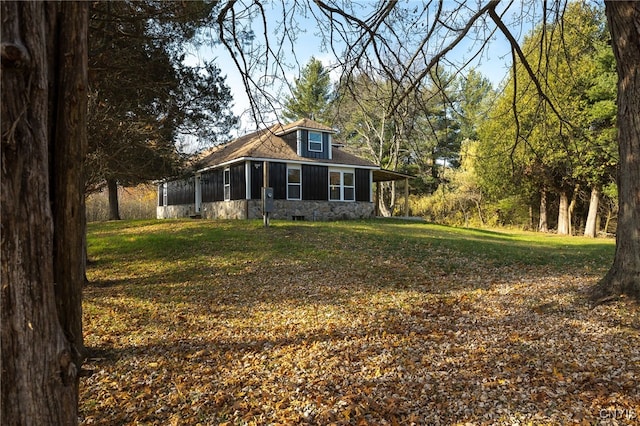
(567, 184, 580, 236)
(557, 190, 570, 235)
(1, 1, 87, 424)
(107, 178, 121, 220)
(584, 186, 600, 238)
(596, 2, 640, 300)
(538, 187, 548, 232)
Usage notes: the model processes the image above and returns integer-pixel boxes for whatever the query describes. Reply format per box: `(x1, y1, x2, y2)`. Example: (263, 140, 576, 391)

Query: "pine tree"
(282, 57, 332, 123)
(87, 1, 237, 219)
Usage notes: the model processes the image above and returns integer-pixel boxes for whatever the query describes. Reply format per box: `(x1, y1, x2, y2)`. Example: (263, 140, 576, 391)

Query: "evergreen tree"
(87, 1, 237, 219)
(282, 57, 332, 123)
(454, 69, 495, 141)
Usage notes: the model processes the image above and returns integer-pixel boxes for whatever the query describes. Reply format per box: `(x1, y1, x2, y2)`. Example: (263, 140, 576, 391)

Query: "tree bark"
(538, 188, 548, 232)
(567, 184, 580, 236)
(584, 186, 600, 238)
(557, 190, 570, 235)
(596, 2, 640, 300)
(1, 1, 87, 424)
(107, 178, 121, 220)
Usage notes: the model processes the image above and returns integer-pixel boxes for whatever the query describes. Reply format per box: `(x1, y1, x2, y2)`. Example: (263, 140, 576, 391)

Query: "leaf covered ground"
(81, 220, 639, 425)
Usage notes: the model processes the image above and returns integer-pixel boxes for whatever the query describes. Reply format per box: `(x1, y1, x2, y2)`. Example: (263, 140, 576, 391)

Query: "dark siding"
(158, 184, 163, 206)
(323, 132, 331, 156)
(230, 163, 246, 200)
(201, 169, 224, 202)
(299, 129, 331, 160)
(166, 179, 195, 205)
(355, 168, 371, 202)
(250, 161, 263, 199)
(302, 164, 328, 200)
(269, 162, 287, 200)
(281, 131, 298, 152)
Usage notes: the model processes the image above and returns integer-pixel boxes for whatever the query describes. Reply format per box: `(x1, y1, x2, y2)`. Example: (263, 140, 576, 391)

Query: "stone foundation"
(158, 199, 375, 221)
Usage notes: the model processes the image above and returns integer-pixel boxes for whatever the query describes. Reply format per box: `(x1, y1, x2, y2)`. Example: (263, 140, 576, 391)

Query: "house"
(157, 118, 411, 221)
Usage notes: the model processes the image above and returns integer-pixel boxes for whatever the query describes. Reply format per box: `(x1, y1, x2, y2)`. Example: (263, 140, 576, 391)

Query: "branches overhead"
(213, 1, 530, 121)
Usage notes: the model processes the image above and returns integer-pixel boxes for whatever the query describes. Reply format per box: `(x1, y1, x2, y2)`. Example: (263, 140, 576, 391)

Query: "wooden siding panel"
(355, 168, 371, 202)
(299, 129, 331, 160)
(302, 164, 329, 200)
(250, 161, 263, 199)
(269, 162, 287, 200)
(167, 179, 195, 205)
(201, 169, 224, 202)
(230, 163, 246, 200)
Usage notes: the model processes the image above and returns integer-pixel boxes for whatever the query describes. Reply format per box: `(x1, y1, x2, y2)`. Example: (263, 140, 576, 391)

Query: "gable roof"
(275, 118, 337, 135)
(195, 120, 378, 171)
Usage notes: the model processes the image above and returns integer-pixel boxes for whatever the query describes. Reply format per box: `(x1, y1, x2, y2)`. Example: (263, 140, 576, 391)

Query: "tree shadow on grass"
(80, 296, 640, 425)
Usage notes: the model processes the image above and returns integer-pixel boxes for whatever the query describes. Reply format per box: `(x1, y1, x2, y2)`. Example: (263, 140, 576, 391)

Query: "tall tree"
(595, 1, 640, 300)
(333, 74, 402, 215)
(454, 69, 494, 142)
(87, 1, 237, 220)
(2, 2, 87, 424)
(476, 2, 614, 236)
(282, 57, 332, 123)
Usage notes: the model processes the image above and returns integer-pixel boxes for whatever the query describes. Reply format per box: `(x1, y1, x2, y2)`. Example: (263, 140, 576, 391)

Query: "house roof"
(195, 119, 378, 171)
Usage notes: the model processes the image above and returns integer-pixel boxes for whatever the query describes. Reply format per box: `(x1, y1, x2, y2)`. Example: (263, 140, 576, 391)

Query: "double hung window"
(308, 131, 323, 152)
(329, 169, 355, 201)
(223, 168, 230, 200)
(287, 166, 301, 200)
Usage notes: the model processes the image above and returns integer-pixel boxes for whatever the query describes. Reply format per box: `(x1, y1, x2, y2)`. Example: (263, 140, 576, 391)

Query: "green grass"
(87, 218, 614, 280)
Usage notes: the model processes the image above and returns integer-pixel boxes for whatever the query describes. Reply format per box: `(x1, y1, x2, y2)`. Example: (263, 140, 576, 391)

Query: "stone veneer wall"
(158, 200, 375, 221)
(246, 200, 375, 221)
(157, 204, 196, 219)
(201, 200, 248, 220)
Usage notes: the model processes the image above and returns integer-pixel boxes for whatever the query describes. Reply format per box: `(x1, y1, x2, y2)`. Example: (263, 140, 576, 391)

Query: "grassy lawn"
(80, 219, 638, 425)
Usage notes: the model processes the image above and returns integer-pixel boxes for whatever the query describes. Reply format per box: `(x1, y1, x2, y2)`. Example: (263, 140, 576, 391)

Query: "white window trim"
(329, 168, 355, 202)
(287, 164, 302, 200)
(343, 170, 355, 201)
(162, 182, 168, 206)
(308, 131, 323, 153)
(223, 167, 231, 201)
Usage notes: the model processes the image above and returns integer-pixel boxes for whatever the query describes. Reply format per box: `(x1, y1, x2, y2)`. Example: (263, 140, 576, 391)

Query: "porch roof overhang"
(373, 168, 414, 182)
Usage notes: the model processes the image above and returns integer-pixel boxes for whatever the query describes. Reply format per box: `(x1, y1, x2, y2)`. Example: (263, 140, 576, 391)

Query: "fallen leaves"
(80, 221, 638, 425)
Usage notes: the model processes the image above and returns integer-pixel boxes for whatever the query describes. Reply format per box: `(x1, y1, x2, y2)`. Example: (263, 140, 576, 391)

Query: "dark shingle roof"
(195, 120, 378, 171)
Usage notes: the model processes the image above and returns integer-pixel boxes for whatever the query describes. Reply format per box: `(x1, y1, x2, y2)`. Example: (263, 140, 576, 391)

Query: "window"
(343, 171, 355, 201)
(287, 166, 301, 200)
(308, 131, 323, 152)
(223, 168, 230, 200)
(162, 183, 168, 206)
(329, 169, 355, 201)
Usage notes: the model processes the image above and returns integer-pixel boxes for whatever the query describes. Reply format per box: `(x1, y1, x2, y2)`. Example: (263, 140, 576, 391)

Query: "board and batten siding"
(302, 164, 329, 201)
(298, 129, 331, 160)
(201, 169, 224, 202)
(230, 163, 246, 200)
(161, 179, 195, 206)
(268, 162, 288, 200)
(355, 168, 372, 202)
